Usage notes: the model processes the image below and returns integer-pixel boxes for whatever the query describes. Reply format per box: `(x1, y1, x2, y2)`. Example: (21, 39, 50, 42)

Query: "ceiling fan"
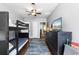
(25, 3, 41, 16)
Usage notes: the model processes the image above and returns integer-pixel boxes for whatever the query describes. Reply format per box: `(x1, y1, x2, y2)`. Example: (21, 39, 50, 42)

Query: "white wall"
(0, 4, 17, 40)
(48, 3, 79, 42)
(0, 4, 20, 26)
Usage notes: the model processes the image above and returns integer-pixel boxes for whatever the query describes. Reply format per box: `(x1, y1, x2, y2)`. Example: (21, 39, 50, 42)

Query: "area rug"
(25, 38, 50, 55)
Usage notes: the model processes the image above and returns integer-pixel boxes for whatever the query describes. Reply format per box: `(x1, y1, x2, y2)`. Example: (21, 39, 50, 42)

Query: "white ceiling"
(1, 3, 58, 19)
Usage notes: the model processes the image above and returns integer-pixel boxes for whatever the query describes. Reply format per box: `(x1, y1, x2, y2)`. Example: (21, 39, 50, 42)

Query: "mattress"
(9, 38, 28, 55)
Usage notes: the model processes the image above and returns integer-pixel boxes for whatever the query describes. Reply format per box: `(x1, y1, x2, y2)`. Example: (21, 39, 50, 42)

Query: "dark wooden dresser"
(46, 31, 72, 55)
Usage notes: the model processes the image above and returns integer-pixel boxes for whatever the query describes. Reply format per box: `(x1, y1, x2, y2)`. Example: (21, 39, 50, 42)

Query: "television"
(52, 17, 62, 31)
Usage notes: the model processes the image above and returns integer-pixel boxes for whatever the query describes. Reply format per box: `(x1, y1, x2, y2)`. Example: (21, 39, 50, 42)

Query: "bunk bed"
(9, 20, 29, 55)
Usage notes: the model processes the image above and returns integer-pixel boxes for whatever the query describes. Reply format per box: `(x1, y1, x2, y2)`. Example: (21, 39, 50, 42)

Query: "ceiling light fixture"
(25, 3, 41, 16)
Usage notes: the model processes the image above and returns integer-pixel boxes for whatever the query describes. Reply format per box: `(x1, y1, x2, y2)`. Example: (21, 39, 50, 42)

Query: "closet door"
(0, 12, 9, 55)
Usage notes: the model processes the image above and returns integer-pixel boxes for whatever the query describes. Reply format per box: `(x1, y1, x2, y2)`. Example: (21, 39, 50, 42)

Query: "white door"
(32, 21, 40, 38)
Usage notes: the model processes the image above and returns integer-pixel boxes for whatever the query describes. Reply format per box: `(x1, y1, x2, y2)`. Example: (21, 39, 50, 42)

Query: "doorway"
(40, 22, 47, 39)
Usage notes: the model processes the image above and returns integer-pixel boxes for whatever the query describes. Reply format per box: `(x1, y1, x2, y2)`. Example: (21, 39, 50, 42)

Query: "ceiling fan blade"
(34, 14, 37, 16)
(25, 10, 30, 13)
(31, 3, 35, 5)
(36, 12, 41, 14)
(28, 14, 31, 15)
(31, 3, 36, 9)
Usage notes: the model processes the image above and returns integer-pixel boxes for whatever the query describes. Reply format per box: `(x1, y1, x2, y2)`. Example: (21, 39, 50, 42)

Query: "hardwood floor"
(18, 39, 30, 55)
(19, 39, 31, 55)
